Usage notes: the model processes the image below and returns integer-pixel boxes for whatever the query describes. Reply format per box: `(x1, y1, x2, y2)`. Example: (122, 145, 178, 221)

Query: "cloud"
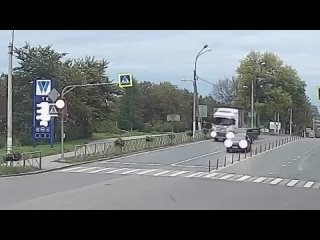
(0, 30, 319, 104)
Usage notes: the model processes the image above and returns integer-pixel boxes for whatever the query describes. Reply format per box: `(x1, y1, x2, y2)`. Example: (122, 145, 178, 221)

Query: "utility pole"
(289, 108, 293, 135)
(7, 30, 14, 154)
(251, 77, 254, 128)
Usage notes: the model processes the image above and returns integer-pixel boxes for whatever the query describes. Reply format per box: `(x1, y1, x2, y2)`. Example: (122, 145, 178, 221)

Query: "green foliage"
(235, 50, 311, 130)
(93, 120, 122, 134)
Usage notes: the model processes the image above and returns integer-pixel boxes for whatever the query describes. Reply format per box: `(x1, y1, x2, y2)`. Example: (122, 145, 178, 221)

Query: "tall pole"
(192, 70, 197, 138)
(289, 108, 293, 135)
(7, 30, 14, 154)
(251, 77, 254, 128)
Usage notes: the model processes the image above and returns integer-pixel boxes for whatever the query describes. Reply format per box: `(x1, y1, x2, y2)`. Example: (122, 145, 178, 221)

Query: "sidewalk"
(40, 133, 169, 170)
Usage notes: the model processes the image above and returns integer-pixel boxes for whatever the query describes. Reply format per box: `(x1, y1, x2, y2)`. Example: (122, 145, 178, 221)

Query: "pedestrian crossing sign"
(118, 73, 133, 88)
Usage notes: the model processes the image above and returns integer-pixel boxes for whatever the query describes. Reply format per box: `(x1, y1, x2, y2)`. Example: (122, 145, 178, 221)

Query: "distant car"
(233, 128, 259, 144)
(224, 133, 252, 153)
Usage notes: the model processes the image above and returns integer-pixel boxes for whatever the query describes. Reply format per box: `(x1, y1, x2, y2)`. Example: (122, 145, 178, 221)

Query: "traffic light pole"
(60, 82, 116, 161)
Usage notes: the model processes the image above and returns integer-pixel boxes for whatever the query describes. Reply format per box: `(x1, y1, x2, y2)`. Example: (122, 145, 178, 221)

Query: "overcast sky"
(0, 30, 319, 105)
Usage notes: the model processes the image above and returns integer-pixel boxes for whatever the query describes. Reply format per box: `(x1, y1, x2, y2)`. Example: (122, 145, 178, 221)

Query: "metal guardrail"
(1, 151, 42, 170)
(208, 135, 303, 172)
(74, 131, 206, 160)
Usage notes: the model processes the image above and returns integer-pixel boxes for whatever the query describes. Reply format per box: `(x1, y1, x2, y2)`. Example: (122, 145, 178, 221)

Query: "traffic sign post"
(118, 73, 133, 88)
(33, 79, 55, 147)
(318, 87, 320, 100)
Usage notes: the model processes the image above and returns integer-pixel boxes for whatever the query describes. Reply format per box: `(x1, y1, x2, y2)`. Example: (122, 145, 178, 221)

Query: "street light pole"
(193, 45, 212, 136)
(60, 82, 115, 160)
(7, 30, 14, 154)
(289, 108, 293, 135)
(251, 77, 254, 128)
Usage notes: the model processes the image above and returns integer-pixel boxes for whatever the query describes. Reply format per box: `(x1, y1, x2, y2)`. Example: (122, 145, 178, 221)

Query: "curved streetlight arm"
(61, 82, 116, 97)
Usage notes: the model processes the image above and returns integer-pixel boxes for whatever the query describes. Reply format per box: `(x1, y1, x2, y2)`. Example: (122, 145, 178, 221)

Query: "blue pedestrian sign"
(118, 73, 133, 88)
(32, 79, 55, 147)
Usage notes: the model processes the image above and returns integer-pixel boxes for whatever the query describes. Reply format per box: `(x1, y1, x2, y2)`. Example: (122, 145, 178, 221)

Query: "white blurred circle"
(210, 131, 217, 138)
(239, 139, 248, 149)
(226, 132, 235, 139)
(224, 139, 233, 148)
(55, 99, 65, 109)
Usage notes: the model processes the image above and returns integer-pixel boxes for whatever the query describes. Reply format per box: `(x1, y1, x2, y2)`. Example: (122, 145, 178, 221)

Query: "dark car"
(225, 133, 252, 153)
(234, 128, 260, 144)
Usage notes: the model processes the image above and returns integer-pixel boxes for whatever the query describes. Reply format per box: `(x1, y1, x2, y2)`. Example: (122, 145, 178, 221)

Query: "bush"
(93, 120, 122, 134)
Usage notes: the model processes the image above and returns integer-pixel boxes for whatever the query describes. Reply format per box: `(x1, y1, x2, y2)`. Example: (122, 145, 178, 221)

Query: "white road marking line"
(219, 174, 234, 180)
(119, 169, 143, 175)
(303, 181, 314, 188)
(287, 179, 299, 187)
(235, 175, 251, 182)
(202, 172, 220, 178)
(276, 169, 280, 171)
(253, 177, 267, 183)
(70, 167, 100, 173)
(268, 172, 273, 175)
(60, 167, 83, 172)
(153, 170, 172, 176)
(297, 156, 301, 158)
(168, 171, 189, 177)
(136, 169, 159, 175)
(270, 178, 283, 185)
(171, 150, 223, 166)
(185, 172, 206, 178)
(120, 162, 137, 165)
(88, 168, 114, 173)
(293, 159, 296, 161)
(282, 165, 286, 167)
(105, 168, 130, 174)
(288, 161, 291, 164)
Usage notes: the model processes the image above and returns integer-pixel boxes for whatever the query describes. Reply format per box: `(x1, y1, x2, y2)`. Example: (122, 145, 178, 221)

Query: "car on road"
(224, 133, 252, 153)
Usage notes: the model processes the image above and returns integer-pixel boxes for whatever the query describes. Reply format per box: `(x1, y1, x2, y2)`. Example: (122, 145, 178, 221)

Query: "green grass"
(0, 166, 38, 176)
(0, 131, 165, 157)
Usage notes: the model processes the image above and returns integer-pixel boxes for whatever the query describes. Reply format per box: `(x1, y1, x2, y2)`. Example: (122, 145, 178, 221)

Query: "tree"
(117, 79, 143, 131)
(211, 76, 239, 107)
(236, 50, 310, 130)
(12, 43, 120, 142)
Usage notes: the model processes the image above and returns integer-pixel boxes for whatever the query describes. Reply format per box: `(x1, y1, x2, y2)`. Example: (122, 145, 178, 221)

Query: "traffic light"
(36, 102, 50, 127)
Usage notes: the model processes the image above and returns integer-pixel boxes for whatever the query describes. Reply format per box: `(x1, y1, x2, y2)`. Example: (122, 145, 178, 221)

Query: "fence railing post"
(39, 152, 42, 170)
(238, 152, 241, 161)
(216, 158, 219, 170)
(232, 154, 234, 163)
(209, 160, 211, 172)
(224, 156, 227, 167)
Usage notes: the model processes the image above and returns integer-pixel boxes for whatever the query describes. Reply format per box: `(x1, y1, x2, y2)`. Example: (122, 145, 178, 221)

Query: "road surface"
(1, 135, 319, 209)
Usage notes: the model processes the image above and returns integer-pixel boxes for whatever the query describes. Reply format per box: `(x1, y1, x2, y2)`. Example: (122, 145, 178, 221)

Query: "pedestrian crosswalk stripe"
(253, 177, 267, 183)
(153, 170, 171, 176)
(88, 168, 114, 173)
(287, 179, 299, 187)
(58, 166, 320, 191)
(270, 178, 283, 185)
(303, 181, 314, 188)
(168, 171, 189, 177)
(203, 172, 220, 178)
(137, 169, 159, 175)
(235, 175, 251, 182)
(219, 174, 234, 180)
(119, 169, 143, 175)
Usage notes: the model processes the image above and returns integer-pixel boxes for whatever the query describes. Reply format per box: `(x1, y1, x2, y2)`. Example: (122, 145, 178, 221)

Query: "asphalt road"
(1, 171, 320, 209)
(220, 138, 320, 181)
(89, 134, 285, 172)
(1, 134, 316, 210)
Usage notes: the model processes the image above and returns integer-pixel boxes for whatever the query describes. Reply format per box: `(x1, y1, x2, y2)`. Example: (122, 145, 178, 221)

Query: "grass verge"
(0, 165, 38, 176)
